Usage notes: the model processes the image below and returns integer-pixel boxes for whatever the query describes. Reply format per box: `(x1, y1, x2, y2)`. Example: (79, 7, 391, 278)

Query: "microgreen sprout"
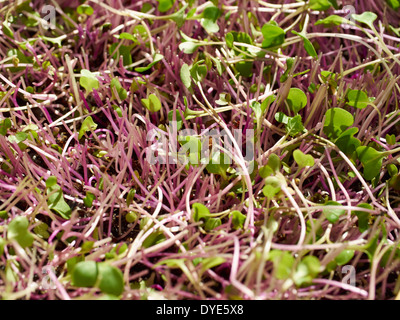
(0, 0, 399, 301)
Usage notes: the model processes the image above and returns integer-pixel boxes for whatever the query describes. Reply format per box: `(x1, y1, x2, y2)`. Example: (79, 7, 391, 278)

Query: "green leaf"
(286, 88, 308, 113)
(48, 189, 72, 219)
(261, 95, 276, 112)
(0, 118, 11, 136)
(320, 70, 340, 84)
(293, 149, 315, 168)
(46, 176, 58, 188)
(309, 0, 332, 10)
(346, 90, 375, 109)
(77, 4, 94, 15)
(263, 176, 281, 199)
(351, 12, 378, 28)
(16, 0, 33, 14)
(190, 61, 208, 83)
(109, 44, 133, 68)
(291, 31, 317, 58)
(335, 250, 355, 266)
(225, 31, 253, 54)
(156, 0, 175, 12)
(206, 152, 230, 179)
(276, 112, 305, 136)
(325, 260, 338, 272)
(261, 23, 285, 48)
(133, 25, 148, 41)
(209, 55, 223, 75)
(387, 164, 398, 177)
(168, 5, 187, 27)
(267, 153, 281, 173)
(67, 257, 82, 273)
(201, 6, 221, 33)
(106, 244, 128, 260)
(386, 134, 396, 146)
(187, 7, 196, 19)
(118, 33, 136, 42)
(215, 93, 231, 106)
(315, 15, 352, 27)
(201, 18, 219, 34)
(293, 255, 321, 286)
(323, 108, 354, 140)
(71, 261, 99, 288)
(98, 294, 120, 300)
(135, 54, 164, 73)
(323, 201, 345, 223)
(259, 165, 274, 178)
(79, 116, 98, 139)
(2, 22, 14, 39)
(142, 231, 165, 248)
(204, 218, 221, 231)
(141, 94, 162, 113)
(5, 261, 17, 283)
(180, 63, 192, 89)
(110, 78, 128, 101)
(23, 124, 39, 133)
(83, 192, 95, 208)
(112, 105, 123, 117)
(0, 210, 8, 220)
(23, 16, 41, 30)
(168, 110, 183, 131)
(0, 237, 5, 256)
(230, 210, 246, 230)
(7, 216, 34, 248)
(125, 211, 138, 223)
(46, 176, 72, 220)
(300, 36, 317, 59)
(280, 58, 295, 83)
(39, 35, 64, 48)
(8, 132, 28, 144)
(364, 233, 379, 262)
(236, 60, 253, 78)
(258, 155, 279, 179)
(179, 42, 200, 54)
(386, 0, 400, 9)
(80, 69, 100, 93)
(380, 246, 400, 267)
(98, 263, 124, 296)
(286, 114, 305, 136)
(179, 135, 202, 165)
(34, 222, 50, 239)
(154, 258, 186, 269)
(390, 173, 400, 191)
(202, 5, 221, 21)
(335, 127, 361, 155)
(225, 32, 234, 48)
(251, 101, 263, 119)
(200, 257, 225, 274)
(81, 241, 94, 253)
(275, 111, 290, 124)
(356, 146, 385, 181)
(268, 250, 295, 280)
(328, 0, 339, 9)
(126, 189, 136, 207)
(7, 48, 33, 72)
(51, 144, 63, 153)
(192, 203, 211, 222)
